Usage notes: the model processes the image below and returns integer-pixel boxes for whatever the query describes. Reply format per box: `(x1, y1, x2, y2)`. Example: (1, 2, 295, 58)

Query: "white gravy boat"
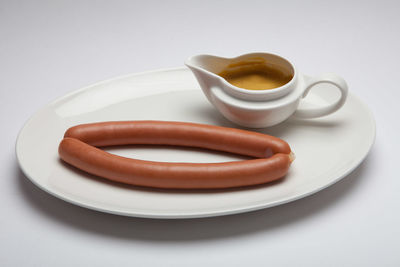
(185, 52, 348, 128)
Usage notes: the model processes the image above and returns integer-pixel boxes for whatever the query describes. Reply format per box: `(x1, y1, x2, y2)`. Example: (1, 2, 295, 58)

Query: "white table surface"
(1, 0, 399, 266)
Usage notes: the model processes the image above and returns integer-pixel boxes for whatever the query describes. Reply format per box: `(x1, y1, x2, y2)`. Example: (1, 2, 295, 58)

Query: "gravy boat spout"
(185, 54, 231, 76)
(184, 55, 231, 101)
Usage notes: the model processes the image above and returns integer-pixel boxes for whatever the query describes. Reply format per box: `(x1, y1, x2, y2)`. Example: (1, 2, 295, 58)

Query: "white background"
(1, 0, 399, 266)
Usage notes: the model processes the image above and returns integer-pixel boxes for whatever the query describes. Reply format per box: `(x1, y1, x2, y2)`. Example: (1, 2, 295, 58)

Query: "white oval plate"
(16, 67, 375, 219)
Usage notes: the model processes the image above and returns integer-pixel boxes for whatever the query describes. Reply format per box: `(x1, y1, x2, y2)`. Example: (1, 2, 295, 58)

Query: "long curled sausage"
(59, 121, 294, 189)
(64, 121, 291, 158)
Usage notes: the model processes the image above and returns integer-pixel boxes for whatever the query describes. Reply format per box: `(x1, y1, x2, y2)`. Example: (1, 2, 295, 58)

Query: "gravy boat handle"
(293, 73, 348, 118)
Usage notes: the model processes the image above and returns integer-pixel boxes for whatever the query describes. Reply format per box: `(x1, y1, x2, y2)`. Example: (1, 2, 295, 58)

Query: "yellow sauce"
(218, 57, 293, 90)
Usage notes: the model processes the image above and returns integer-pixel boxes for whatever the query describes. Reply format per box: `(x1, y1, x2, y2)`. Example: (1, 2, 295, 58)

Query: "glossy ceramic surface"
(16, 67, 375, 218)
(186, 53, 348, 127)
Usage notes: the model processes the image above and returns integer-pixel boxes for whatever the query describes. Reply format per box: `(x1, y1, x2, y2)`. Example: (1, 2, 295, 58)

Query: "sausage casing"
(64, 121, 291, 158)
(59, 121, 293, 189)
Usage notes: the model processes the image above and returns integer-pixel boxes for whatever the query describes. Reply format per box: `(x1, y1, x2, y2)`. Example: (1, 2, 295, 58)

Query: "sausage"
(64, 121, 291, 158)
(59, 137, 293, 189)
(59, 121, 294, 189)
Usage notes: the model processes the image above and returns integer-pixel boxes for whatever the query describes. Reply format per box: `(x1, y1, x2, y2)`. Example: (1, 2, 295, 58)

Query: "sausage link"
(64, 121, 291, 158)
(59, 137, 292, 189)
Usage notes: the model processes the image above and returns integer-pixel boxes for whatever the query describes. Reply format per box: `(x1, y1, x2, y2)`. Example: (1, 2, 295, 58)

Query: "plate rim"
(15, 67, 376, 219)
